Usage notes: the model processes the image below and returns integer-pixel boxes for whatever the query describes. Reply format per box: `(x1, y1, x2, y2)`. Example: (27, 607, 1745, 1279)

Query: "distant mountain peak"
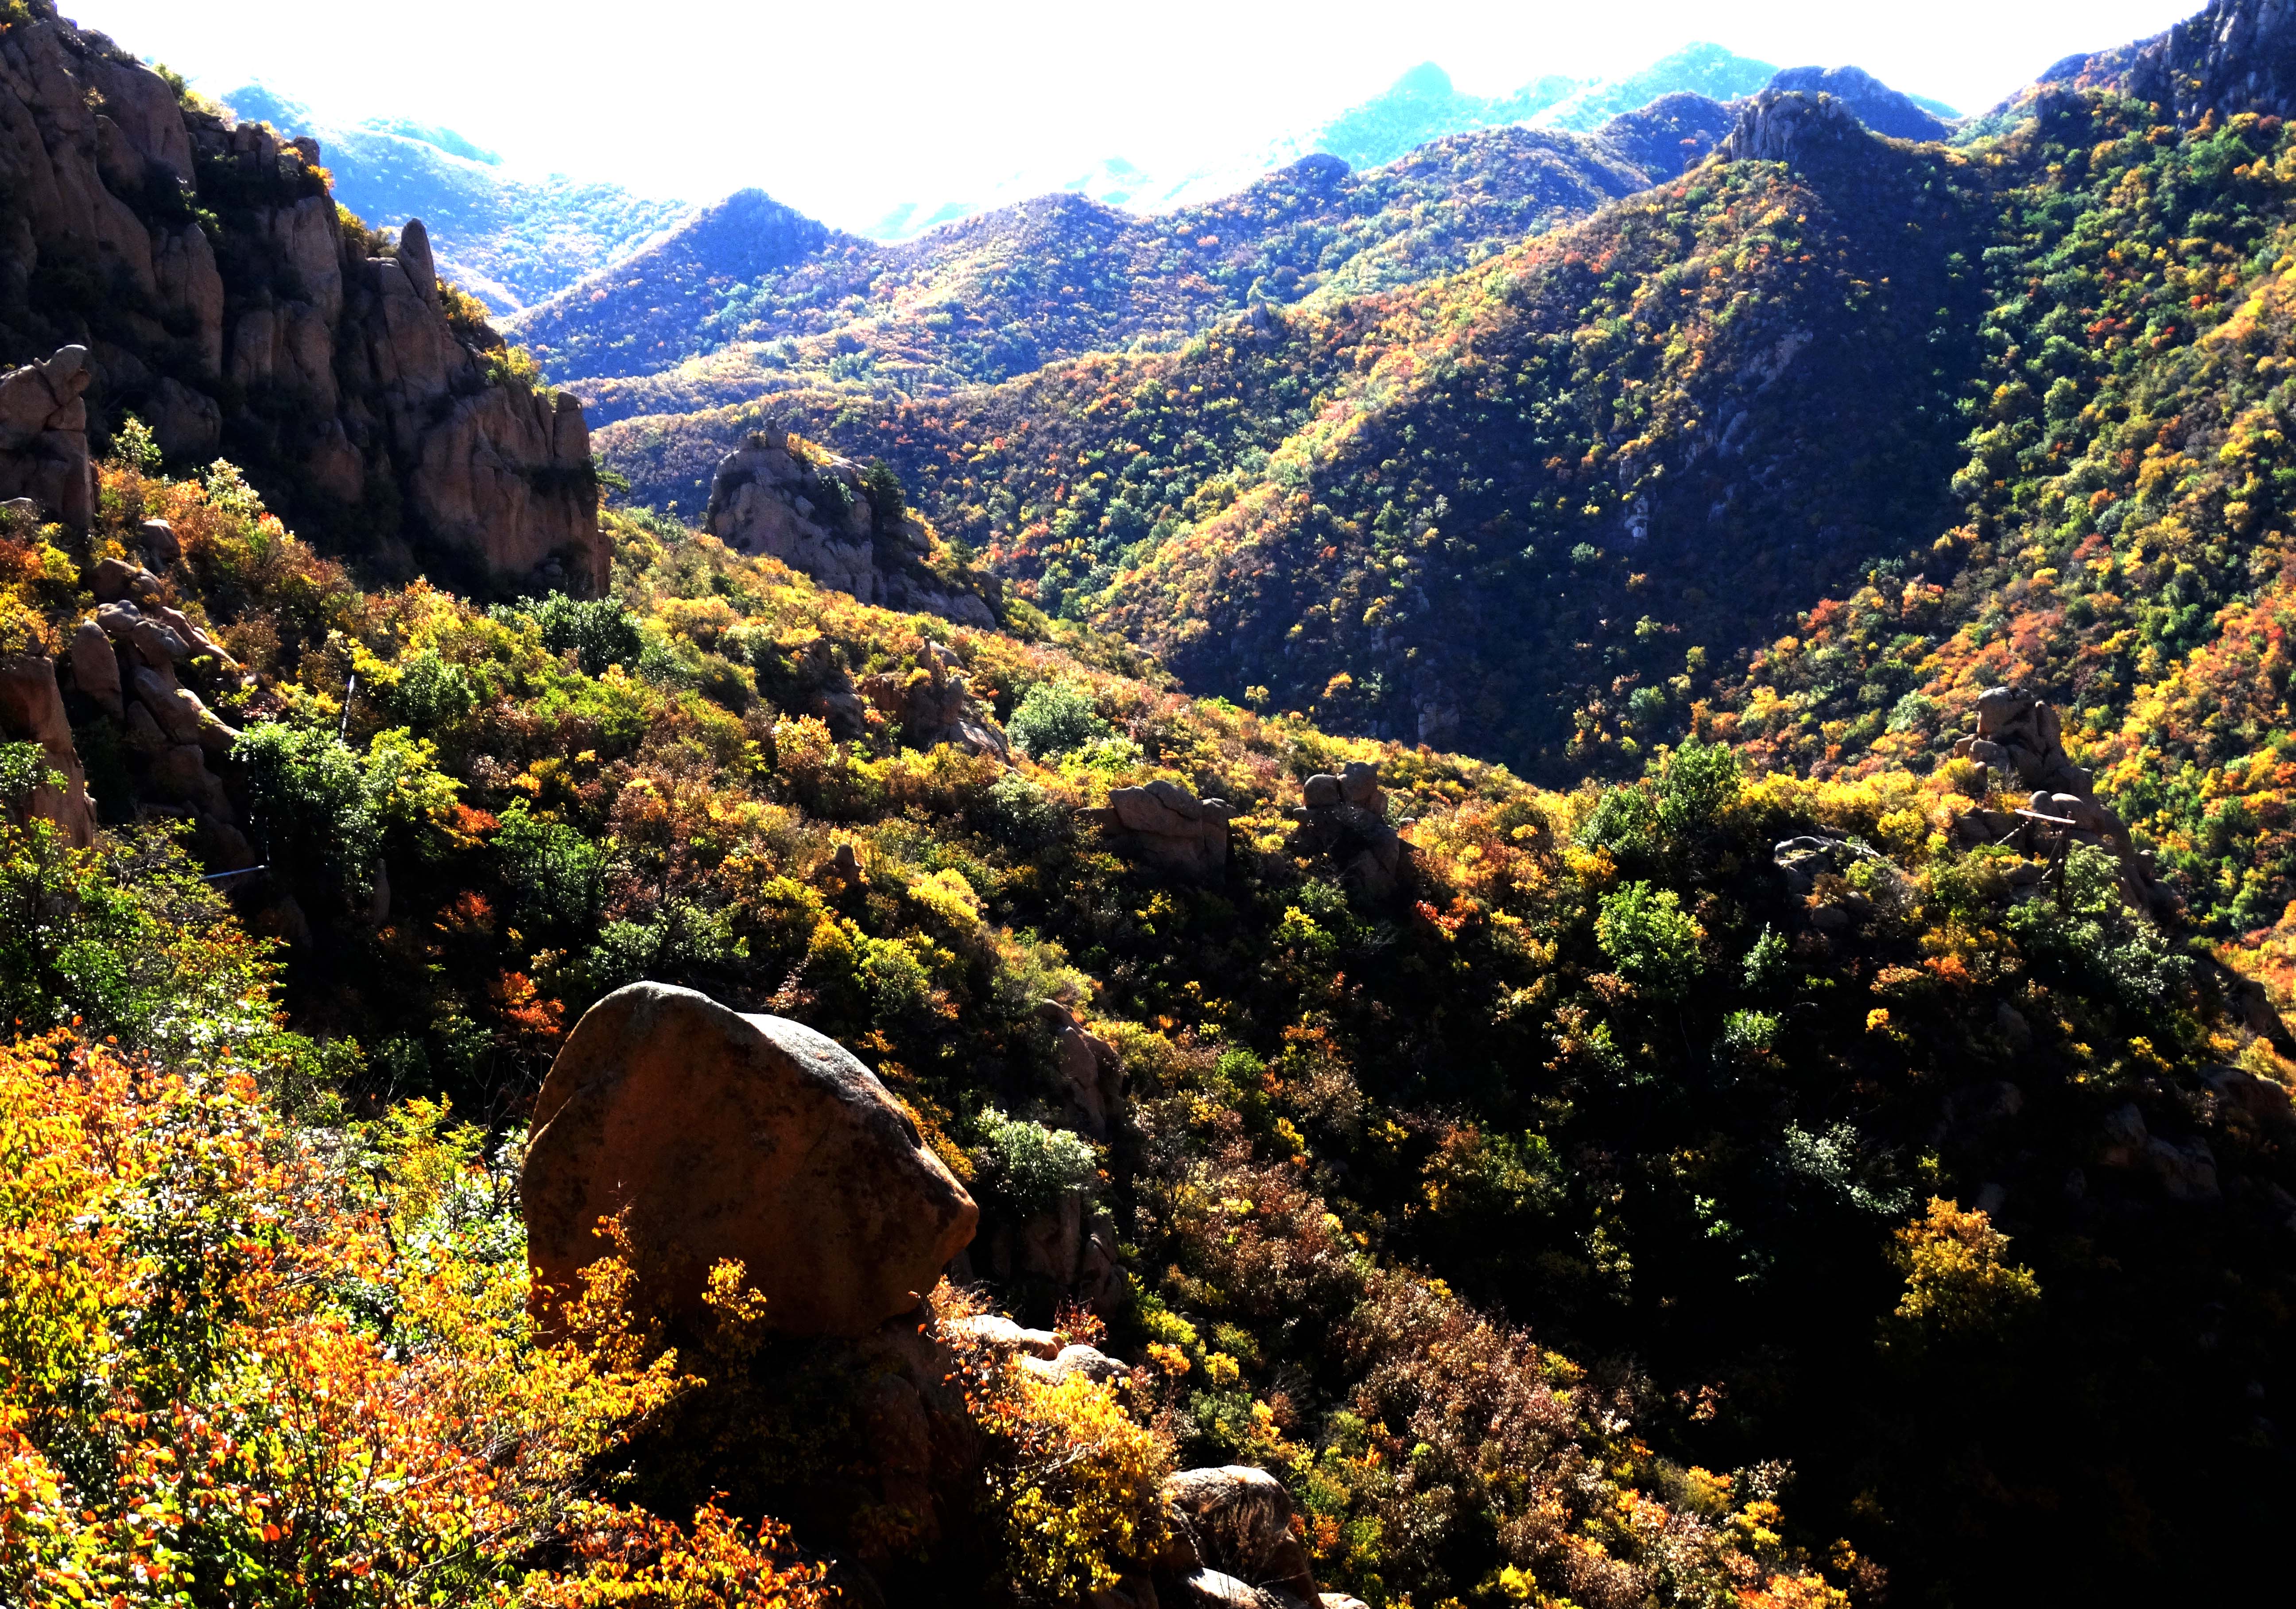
(1765, 65, 1956, 140)
(1389, 62, 1457, 98)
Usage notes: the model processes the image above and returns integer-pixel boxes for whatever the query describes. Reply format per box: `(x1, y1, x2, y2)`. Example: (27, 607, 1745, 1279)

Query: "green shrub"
(1594, 880, 1703, 1001)
(1006, 682, 1109, 759)
(974, 1108, 1099, 1218)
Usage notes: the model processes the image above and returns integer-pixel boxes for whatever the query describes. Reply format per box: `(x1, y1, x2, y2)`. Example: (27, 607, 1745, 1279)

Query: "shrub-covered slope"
(602, 95, 1984, 767)
(8, 439, 2295, 1604)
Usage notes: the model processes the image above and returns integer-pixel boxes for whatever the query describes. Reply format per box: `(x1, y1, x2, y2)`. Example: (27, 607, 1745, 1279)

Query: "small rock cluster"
(857, 639, 1009, 760)
(1084, 779, 1232, 879)
(1288, 761, 1409, 899)
(705, 430, 996, 626)
(1946, 684, 2169, 910)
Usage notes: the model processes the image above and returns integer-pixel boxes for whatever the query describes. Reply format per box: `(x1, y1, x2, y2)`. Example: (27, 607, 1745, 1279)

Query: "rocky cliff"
(0, 3, 603, 593)
(704, 430, 997, 625)
(2039, 0, 2296, 126)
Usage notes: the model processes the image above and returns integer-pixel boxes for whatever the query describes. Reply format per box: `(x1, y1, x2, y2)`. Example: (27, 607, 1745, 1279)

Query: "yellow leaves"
(1887, 1197, 2042, 1345)
(907, 866, 982, 928)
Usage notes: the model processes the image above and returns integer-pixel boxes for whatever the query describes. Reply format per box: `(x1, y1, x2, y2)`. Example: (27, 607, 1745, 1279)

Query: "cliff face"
(0, 4, 603, 594)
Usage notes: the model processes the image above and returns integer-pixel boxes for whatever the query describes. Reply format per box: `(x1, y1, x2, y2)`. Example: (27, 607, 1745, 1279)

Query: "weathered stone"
(1098, 781, 1229, 878)
(89, 557, 140, 601)
(130, 664, 237, 755)
(857, 641, 1009, 760)
(523, 982, 977, 1335)
(0, 16, 601, 586)
(1290, 762, 1409, 899)
(1018, 1342, 1130, 1385)
(0, 346, 94, 528)
(1039, 999, 1124, 1140)
(705, 430, 995, 626)
(145, 377, 221, 461)
(1162, 1467, 1318, 1606)
(151, 742, 229, 817)
(1167, 1570, 1281, 1609)
(66, 618, 120, 716)
(943, 1312, 1062, 1358)
(0, 651, 97, 846)
(136, 517, 179, 566)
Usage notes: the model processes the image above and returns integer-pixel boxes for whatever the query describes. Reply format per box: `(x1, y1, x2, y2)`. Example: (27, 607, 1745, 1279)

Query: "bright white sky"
(60, 0, 2204, 227)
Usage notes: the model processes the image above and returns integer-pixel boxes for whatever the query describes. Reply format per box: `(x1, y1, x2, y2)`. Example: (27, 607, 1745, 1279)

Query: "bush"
(233, 722, 381, 909)
(974, 1108, 1099, 1218)
(1006, 682, 1109, 759)
(494, 799, 613, 934)
(1594, 880, 1704, 1001)
(498, 593, 643, 676)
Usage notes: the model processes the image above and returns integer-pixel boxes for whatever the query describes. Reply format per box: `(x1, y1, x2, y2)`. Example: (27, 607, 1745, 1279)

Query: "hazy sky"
(59, 0, 2204, 226)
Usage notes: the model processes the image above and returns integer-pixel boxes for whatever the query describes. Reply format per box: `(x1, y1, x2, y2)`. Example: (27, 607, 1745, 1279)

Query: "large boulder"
(523, 982, 978, 1336)
(1162, 1466, 1318, 1606)
(0, 346, 95, 529)
(0, 651, 97, 846)
(1085, 779, 1231, 879)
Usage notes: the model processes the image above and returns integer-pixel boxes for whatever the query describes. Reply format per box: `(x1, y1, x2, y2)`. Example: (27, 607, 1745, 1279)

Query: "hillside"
(8, 3, 2296, 1609)
(599, 93, 1982, 764)
(216, 84, 689, 314)
(524, 125, 1660, 407)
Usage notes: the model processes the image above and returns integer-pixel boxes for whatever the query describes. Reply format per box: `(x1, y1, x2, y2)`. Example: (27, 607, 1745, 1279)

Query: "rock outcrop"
(0, 4, 603, 591)
(1720, 89, 1875, 167)
(706, 430, 996, 626)
(1764, 66, 1955, 141)
(858, 640, 1010, 759)
(0, 649, 97, 845)
(1160, 1466, 1320, 1607)
(0, 346, 93, 528)
(1947, 684, 2170, 911)
(1288, 762, 1408, 899)
(1082, 779, 1231, 879)
(1039, 999, 1125, 1142)
(2055, 0, 2296, 128)
(522, 981, 978, 1336)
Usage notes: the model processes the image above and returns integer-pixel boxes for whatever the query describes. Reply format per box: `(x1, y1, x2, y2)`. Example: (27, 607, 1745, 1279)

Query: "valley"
(1, 3, 2292, 1608)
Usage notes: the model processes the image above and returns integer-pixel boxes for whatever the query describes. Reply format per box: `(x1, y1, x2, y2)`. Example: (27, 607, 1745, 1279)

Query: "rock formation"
(522, 981, 978, 1336)
(1946, 684, 2171, 911)
(2047, 0, 2296, 128)
(1720, 89, 1874, 167)
(0, 650, 97, 846)
(1764, 66, 1955, 141)
(1039, 999, 1125, 1142)
(0, 4, 604, 591)
(705, 430, 995, 626)
(1288, 762, 1409, 899)
(0, 346, 93, 528)
(857, 640, 1010, 759)
(1160, 1466, 1322, 1608)
(1082, 779, 1231, 879)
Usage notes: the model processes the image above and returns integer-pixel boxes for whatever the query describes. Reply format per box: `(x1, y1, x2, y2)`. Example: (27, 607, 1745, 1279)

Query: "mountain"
(1766, 63, 1958, 138)
(1531, 42, 1778, 131)
(1300, 60, 1586, 170)
(858, 45, 1774, 243)
(9, 4, 2296, 1609)
(215, 82, 689, 313)
(520, 124, 1667, 408)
